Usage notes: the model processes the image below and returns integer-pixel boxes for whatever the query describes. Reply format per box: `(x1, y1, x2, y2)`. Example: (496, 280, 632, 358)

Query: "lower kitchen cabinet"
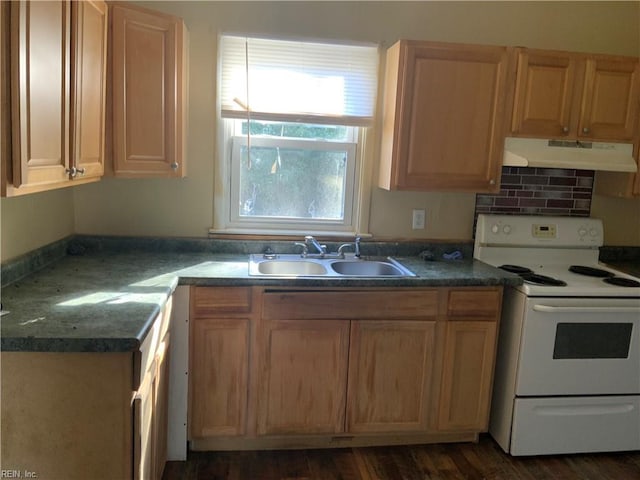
(136, 331, 171, 480)
(188, 286, 502, 449)
(438, 321, 497, 431)
(189, 287, 257, 440)
(346, 320, 436, 433)
(437, 288, 502, 432)
(256, 319, 349, 435)
(0, 297, 172, 480)
(190, 318, 250, 437)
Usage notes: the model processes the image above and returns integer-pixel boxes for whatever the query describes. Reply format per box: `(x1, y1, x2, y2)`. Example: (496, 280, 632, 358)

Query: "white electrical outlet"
(412, 209, 426, 229)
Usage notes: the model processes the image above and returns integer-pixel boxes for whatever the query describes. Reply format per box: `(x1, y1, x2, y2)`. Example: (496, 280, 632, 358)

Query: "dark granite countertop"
(599, 247, 640, 277)
(0, 243, 521, 353)
(604, 261, 640, 278)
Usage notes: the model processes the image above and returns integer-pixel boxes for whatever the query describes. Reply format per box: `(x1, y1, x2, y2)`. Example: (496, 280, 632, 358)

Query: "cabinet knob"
(582, 127, 590, 134)
(489, 179, 496, 185)
(66, 167, 85, 178)
(170, 162, 179, 171)
(562, 126, 569, 133)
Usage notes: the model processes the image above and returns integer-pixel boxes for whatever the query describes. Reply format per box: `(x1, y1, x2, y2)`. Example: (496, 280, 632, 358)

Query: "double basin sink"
(249, 254, 416, 278)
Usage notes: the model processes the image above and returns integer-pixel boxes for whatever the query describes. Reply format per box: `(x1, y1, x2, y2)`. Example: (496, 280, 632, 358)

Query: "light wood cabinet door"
(135, 315, 171, 480)
(510, 49, 579, 138)
(256, 319, 349, 435)
(71, 0, 107, 180)
(579, 56, 639, 141)
(346, 320, 436, 433)
(10, 0, 71, 188)
(379, 41, 510, 192)
(190, 318, 250, 437)
(438, 321, 497, 432)
(110, 4, 186, 178)
(511, 48, 639, 142)
(7, 0, 107, 196)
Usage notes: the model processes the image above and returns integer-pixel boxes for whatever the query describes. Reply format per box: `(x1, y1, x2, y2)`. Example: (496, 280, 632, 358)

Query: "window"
(213, 35, 378, 235)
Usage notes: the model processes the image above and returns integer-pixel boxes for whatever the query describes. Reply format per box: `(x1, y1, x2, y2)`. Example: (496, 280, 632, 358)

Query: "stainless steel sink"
(254, 260, 328, 276)
(330, 260, 409, 276)
(248, 254, 415, 278)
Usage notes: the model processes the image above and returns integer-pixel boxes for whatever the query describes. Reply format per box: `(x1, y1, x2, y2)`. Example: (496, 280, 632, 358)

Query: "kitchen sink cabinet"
(109, 3, 187, 178)
(510, 48, 639, 141)
(0, 296, 173, 480)
(378, 40, 511, 193)
(256, 318, 350, 435)
(346, 320, 436, 433)
(189, 286, 502, 450)
(4, 0, 107, 196)
(258, 289, 438, 437)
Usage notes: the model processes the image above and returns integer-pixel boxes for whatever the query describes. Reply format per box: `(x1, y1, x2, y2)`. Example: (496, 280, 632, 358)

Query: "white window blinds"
(220, 35, 379, 126)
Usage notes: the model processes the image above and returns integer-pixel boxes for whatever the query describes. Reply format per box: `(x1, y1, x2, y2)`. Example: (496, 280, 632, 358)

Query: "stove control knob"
(502, 225, 512, 234)
(491, 224, 499, 234)
(589, 228, 599, 237)
(578, 227, 588, 237)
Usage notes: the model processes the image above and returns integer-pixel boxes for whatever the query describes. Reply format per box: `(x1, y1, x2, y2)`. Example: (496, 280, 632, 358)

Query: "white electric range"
(474, 214, 640, 456)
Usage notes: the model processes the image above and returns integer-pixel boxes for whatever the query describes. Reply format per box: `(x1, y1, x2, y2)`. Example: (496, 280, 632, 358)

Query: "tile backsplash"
(475, 167, 594, 217)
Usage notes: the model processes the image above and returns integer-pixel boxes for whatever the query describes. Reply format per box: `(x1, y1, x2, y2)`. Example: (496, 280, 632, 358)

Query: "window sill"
(208, 228, 371, 241)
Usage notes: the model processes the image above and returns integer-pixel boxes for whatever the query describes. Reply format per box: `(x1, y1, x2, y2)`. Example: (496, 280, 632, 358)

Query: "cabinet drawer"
(446, 288, 502, 320)
(262, 289, 439, 320)
(192, 287, 252, 316)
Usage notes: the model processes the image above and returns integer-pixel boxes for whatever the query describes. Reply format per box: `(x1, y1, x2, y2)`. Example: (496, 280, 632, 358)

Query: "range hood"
(503, 137, 637, 172)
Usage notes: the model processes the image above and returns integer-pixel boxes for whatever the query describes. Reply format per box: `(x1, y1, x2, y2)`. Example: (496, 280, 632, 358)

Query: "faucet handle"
(337, 243, 353, 258)
(294, 242, 308, 257)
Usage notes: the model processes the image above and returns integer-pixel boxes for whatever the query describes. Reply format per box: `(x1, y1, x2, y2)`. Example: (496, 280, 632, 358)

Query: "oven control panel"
(475, 214, 603, 247)
(532, 223, 557, 238)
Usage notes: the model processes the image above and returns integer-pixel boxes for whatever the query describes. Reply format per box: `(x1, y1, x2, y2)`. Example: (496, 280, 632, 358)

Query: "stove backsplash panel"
(475, 167, 594, 217)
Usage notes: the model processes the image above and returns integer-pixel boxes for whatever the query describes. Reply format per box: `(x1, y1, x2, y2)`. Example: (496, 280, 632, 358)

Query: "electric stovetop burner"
(569, 265, 615, 278)
(604, 277, 640, 288)
(499, 265, 566, 286)
(520, 273, 568, 287)
(499, 265, 533, 275)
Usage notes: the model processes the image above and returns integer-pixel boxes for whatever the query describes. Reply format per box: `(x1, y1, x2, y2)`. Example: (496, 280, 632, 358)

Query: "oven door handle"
(533, 305, 639, 314)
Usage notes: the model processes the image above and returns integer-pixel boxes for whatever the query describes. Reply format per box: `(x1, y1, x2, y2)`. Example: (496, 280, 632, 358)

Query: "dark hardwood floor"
(162, 435, 640, 480)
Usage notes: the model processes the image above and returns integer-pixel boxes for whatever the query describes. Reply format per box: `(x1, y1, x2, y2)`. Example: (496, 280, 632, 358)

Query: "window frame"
(212, 34, 378, 237)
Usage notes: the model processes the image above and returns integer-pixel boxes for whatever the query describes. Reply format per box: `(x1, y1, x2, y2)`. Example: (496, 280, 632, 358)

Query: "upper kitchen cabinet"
(510, 48, 640, 141)
(379, 40, 511, 193)
(5, 0, 107, 197)
(109, 4, 187, 178)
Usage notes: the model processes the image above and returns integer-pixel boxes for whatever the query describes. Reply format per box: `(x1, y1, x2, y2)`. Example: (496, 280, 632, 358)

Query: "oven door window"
(554, 323, 633, 359)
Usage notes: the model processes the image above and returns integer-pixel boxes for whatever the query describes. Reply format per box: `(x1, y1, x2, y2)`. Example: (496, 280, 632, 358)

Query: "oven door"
(516, 297, 640, 396)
